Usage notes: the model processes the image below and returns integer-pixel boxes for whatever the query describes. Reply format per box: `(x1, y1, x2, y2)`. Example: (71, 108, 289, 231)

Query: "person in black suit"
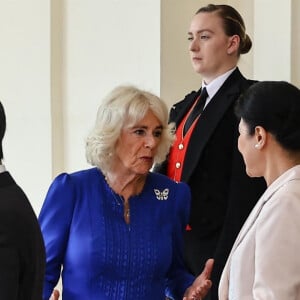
(0, 101, 45, 299)
(154, 4, 266, 300)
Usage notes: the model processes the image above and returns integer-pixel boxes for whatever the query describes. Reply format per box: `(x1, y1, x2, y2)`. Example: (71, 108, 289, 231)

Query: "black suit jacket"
(155, 68, 266, 299)
(0, 171, 45, 300)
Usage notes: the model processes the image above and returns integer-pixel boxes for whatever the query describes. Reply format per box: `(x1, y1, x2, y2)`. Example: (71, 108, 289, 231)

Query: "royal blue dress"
(39, 168, 194, 300)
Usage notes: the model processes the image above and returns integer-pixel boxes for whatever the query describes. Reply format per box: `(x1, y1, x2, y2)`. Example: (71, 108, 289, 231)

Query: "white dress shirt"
(202, 67, 236, 109)
(0, 164, 6, 173)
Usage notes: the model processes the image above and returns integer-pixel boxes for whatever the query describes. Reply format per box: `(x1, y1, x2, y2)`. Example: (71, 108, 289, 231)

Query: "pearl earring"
(255, 144, 260, 149)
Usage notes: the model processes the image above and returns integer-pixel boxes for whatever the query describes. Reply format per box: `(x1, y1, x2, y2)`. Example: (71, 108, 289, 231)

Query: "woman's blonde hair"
(86, 85, 175, 172)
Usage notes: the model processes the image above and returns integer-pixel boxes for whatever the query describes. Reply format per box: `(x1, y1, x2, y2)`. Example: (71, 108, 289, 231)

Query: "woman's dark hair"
(196, 4, 252, 55)
(0, 102, 6, 160)
(236, 81, 300, 151)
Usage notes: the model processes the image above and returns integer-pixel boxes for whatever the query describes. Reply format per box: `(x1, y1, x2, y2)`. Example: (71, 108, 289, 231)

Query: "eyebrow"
(131, 125, 163, 130)
(187, 29, 213, 35)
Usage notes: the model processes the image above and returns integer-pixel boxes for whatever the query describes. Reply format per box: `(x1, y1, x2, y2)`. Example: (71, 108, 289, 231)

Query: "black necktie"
(183, 87, 208, 136)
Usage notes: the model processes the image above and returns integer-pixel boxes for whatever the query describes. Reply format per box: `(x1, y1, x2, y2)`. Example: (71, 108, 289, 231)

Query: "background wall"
(0, 1, 52, 213)
(1, 0, 299, 216)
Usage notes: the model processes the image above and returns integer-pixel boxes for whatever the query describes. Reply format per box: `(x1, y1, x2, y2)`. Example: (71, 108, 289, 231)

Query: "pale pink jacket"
(219, 165, 300, 300)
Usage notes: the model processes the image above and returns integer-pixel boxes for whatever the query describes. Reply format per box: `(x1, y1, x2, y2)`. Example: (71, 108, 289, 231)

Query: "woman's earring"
(255, 144, 260, 149)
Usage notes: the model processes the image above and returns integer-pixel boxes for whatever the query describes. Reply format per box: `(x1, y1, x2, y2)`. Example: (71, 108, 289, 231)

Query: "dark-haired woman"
(154, 4, 266, 299)
(218, 81, 300, 299)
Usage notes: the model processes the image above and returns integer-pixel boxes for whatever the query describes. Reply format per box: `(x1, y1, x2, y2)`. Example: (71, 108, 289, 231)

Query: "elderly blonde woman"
(39, 85, 212, 300)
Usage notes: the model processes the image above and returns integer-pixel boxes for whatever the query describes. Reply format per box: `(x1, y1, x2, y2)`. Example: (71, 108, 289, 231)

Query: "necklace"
(105, 176, 130, 224)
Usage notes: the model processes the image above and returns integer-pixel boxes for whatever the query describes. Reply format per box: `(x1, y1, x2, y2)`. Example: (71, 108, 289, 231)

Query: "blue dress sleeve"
(38, 173, 76, 300)
(165, 181, 195, 299)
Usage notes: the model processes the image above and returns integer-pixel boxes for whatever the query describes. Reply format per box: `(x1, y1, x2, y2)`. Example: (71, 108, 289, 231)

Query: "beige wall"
(1, 0, 299, 215)
(291, 0, 300, 84)
(253, 0, 291, 80)
(0, 0, 52, 213)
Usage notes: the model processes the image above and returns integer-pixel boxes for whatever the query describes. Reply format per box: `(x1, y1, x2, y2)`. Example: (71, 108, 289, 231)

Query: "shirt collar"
(202, 67, 236, 106)
(0, 164, 6, 173)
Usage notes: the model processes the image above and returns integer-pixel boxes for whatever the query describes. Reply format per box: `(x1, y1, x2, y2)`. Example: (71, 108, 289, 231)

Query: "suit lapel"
(180, 69, 245, 182)
(170, 90, 200, 124)
(0, 171, 15, 188)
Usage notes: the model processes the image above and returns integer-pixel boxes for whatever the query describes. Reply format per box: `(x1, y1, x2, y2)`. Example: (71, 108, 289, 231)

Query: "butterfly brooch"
(154, 188, 169, 200)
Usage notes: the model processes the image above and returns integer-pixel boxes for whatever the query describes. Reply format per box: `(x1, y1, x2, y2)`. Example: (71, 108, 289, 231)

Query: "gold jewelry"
(105, 175, 130, 224)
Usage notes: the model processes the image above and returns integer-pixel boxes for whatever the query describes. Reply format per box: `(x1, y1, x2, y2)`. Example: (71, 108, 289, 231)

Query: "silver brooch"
(154, 188, 169, 200)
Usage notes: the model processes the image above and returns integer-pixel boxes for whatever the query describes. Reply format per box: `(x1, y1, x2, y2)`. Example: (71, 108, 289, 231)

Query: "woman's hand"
(183, 258, 214, 300)
(49, 289, 60, 300)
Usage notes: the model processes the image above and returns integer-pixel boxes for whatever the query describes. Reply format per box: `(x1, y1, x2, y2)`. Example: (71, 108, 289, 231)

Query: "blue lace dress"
(39, 168, 194, 300)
